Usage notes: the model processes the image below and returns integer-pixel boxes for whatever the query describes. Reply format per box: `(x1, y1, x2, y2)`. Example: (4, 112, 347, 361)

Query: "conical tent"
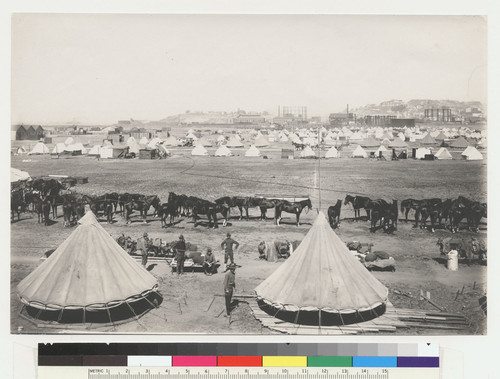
(419, 133, 437, 146)
(214, 145, 232, 157)
(163, 136, 179, 146)
(450, 136, 469, 148)
(226, 136, 244, 148)
(435, 147, 453, 160)
(52, 143, 67, 154)
(17, 211, 161, 323)
(388, 138, 408, 148)
(254, 135, 270, 147)
(88, 145, 102, 156)
(324, 146, 339, 158)
(255, 212, 388, 325)
(127, 137, 141, 155)
(245, 145, 261, 157)
(195, 136, 213, 147)
(28, 142, 50, 155)
(351, 145, 368, 158)
(147, 137, 163, 149)
(191, 145, 209, 156)
(64, 137, 74, 145)
(360, 136, 379, 148)
(11, 168, 31, 182)
(461, 146, 483, 160)
(300, 145, 316, 158)
(139, 136, 149, 145)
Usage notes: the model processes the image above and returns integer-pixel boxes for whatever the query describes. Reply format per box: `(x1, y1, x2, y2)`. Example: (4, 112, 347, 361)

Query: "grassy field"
(10, 146, 487, 335)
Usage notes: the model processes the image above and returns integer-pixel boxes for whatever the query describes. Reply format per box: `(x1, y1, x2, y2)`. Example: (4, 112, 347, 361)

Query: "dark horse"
(257, 198, 283, 220)
(344, 194, 371, 221)
(192, 199, 228, 228)
(366, 199, 390, 232)
(157, 202, 178, 228)
(327, 199, 342, 229)
(400, 198, 420, 223)
(124, 195, 160, 224)
(11, 189, 26, 222)
(275, 198, 312, 226)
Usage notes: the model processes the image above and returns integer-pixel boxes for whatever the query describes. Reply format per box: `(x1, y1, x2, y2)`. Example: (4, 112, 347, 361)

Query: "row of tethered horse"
(11, 178, 486, 233)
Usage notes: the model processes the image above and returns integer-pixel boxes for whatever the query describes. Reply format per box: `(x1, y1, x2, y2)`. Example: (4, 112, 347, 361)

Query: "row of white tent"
(350, 144, 483, 160)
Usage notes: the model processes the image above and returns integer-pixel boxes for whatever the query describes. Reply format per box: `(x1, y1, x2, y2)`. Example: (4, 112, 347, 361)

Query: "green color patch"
(307, 356, 352, 367)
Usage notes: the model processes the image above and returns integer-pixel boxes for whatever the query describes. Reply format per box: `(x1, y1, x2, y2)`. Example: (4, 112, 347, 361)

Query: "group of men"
(135, 231, 239, 317)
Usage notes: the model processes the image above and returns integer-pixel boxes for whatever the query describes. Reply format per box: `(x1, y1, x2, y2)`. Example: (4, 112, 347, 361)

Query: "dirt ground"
(10, 143, 487, 335)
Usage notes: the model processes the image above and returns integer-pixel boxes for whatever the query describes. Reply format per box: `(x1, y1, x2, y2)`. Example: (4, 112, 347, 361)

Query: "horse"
(344, 194, 371, 221)
(257, 198, 283, 220)
(366, 199, 390, 231)
(275, 198, 312, 226)
(192, 199, 227, 228)
(124, 195, 160, 224)
(383, 200, 398, 232)
(400, 198, 420, 223)
(413, 198, 442, 228)
(11, 189, 26, 222)
(327, 199, 342, 229)
(157, 202, 178, 228)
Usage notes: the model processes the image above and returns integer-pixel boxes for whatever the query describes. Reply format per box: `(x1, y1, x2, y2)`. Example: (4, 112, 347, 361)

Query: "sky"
(11, 14, 487, 125)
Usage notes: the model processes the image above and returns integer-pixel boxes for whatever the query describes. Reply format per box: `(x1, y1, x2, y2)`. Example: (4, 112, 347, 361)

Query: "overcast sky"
(11, 14, 487, 125)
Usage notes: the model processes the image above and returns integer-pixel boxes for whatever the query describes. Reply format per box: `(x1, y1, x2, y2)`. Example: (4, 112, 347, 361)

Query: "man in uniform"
(203, 248, 217, 275)
(221, 232, 239, 268)
(136, 232, 150, 267)
(223, 263, 236, 317)
(175, 234, 186, 275)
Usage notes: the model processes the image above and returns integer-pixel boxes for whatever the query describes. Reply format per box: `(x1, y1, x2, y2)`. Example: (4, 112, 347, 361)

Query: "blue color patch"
(352, 356, 397, 367)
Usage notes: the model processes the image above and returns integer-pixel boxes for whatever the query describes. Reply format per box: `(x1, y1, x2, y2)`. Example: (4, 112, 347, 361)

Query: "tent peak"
(78, 211, 100, 226)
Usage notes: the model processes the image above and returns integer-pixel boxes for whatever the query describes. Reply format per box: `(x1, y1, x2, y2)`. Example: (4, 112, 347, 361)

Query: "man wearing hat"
(137, 232, 150, 267)
(223, 263, 236, 317)
(221, 232, 239, 268)
(203, 248, 217, 275)
(175, 234, 186, 275)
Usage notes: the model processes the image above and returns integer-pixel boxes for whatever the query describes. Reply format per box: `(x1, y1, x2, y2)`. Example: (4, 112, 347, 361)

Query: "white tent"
(66, 142, 88, 154)
(254, 135, 270, 147)
(127, 137, 141, 155)
(216, 135, 226, 144)
(300, 145, 316, 158)
(349, 131, 363, 141)
(435, 147, 453, 160)
(214, 145, 232, 157)
(11, 168, 31, 183)
(28, 142, 50, 155)
(245, 145, 261, 157)
(461, 146, 483, 161)
(415, 147, 431, 159)
(156, 144, 170, 156)
(186, 132, 198, 141)
(139, 136, 149, 145)
(374, 145, 390, 158)
(163, 136, 180, 146)
(15, 146, 28, 155)
(64, 137, 74, 145)
(147, 137, 163, 149)
(99, 146, 114, 159)
(324, 146, 339, 158)
(51, 143, 67, 154)
(88, 145, 102, 156)
(351, 145, 368, 158)
(226, 136, 244, 148)
(191, 145, 209, 156)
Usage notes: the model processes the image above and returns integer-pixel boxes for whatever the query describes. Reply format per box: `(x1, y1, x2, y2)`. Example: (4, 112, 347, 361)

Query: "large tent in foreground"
(255, 212, 388, 326)
(17, 211, 162, 324)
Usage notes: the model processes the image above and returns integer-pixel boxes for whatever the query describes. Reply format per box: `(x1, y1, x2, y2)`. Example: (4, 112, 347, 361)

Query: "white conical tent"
(195, 136, 213, 147)
(17, 211, 160, 322)
(11, 168, 31, 182)
(214, 145, 232, 157)
(16, 146, 27, 154)
(147, 137, 163, 149)
(226, 136, 244, 148)
(28, 142, 50, 155)
(351, 145, 368, 158)
(300, 145, 316, 158)
(254, 135, 270, 147)
(163, 136, 180, 146)
(64, 137, 74, 145)
(127, 137, 141, 155)
(139, 136, 149, 145)
(415, 147, 431, 159)
(324, 146, 339, 158)
(435, 147, 453, 160)
(88, 145, 102, 156)
(255, 212, 388, 314)
(66, 142, 88, 154)
(191, 144, 209, 156)
(461, 146, 483, 160)
(52, 143, 67, 154)
(245, 145, 261, 157)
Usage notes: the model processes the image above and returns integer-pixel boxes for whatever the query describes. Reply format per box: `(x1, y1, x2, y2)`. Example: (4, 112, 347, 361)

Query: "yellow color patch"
(262, 356, 307, 367)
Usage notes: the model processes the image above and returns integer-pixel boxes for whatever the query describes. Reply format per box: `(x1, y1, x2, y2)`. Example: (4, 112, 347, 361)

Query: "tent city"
(10, 14, 487, 335)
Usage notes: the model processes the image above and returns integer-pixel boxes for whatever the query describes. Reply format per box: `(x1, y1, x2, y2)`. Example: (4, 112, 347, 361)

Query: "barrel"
(447, 250, 459, 271)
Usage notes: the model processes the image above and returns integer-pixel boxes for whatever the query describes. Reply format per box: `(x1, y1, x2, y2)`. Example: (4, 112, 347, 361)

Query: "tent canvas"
(51, 143, 67, 154)
(139, 136, 149, 145)
(388, 138, 408, 148)
(88, 145, 102, 156)
(11, 168, 31, 183)
(419, 133, 437, 146)
(226, 136, 244, 148)
(435, 147, 453, 160)
(163, 136, 180, 146)
(351, 145, 368, 158)
(191, 145, 209, 156)
(127, 137, 141, 155)
(99, 147, 114, 159)
(450, 136, 470, 148)
(300, 145, 316, 158)
(360, 136, 379, 148)
(28, 142, 50, 155)
(147, 137, 163, 149)
(195, 136, 213, 147)
(461, 146, 483, 160)
(245, 145, 261, 157)
(324, 146, 339, 158)
(254, 135, 270, 147)
(415, 147, 431, 159)
(17, 211, 161, 323)
(255, 212, 388, 324)
(64, 137, 74, 145)
(214, 145, 232, 157)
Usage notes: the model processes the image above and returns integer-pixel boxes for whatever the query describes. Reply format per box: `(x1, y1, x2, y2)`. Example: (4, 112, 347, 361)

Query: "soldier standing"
(175, 234, 186, 275)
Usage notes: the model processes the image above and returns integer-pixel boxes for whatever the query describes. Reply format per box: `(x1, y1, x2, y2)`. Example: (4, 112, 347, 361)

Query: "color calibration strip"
(38, 343, 439, 368)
